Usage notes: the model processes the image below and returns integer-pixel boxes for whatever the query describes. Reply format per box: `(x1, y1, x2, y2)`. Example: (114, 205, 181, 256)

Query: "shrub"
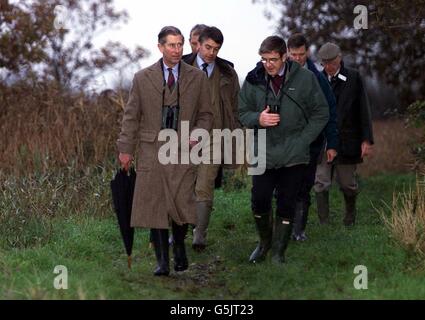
(406, 100, 425, 174)
(379, 175, 425, 257)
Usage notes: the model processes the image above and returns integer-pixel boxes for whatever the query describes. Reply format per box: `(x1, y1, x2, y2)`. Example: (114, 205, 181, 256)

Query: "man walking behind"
(287, 33, 338, 241)
(314, 42, 374, 227)
(187, 24, 208, 54)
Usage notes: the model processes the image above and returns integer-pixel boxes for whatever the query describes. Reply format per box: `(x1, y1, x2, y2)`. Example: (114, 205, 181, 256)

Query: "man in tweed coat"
(117, 26, 213, 276)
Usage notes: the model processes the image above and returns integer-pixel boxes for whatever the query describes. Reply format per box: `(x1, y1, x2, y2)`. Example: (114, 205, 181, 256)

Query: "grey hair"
(158, 26, 184, 45)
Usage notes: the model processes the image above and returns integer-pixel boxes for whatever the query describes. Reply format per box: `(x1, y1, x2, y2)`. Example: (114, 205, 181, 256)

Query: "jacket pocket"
(292, 137, 310, 163)
(136, 130, 157, 171)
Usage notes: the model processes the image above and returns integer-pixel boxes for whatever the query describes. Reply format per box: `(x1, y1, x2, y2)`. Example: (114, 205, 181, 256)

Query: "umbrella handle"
(127, 256, 132, 270)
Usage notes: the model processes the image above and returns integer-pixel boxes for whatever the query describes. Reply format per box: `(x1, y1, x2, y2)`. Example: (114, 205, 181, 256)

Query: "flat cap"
(317, 42, 341, 61)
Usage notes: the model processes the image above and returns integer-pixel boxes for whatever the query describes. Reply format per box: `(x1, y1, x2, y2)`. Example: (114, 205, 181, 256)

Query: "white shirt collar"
(162, 61, 179, 81)
(327, 67, 341, 81)
(278, 64, 285, 77)
(196, 54, 215, 78)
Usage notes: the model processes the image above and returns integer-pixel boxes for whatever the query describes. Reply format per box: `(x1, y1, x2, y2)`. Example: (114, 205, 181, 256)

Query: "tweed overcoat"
(117, 59, 213, 228)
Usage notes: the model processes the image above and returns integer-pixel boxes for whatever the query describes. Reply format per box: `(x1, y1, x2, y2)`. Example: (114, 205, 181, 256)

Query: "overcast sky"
(94, 0, 278, 89)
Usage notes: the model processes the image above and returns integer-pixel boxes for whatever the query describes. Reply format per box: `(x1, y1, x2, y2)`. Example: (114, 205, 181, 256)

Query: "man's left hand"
(361, 141, 373, 158)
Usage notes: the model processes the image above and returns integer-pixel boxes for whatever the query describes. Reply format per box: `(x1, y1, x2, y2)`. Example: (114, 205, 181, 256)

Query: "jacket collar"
(322, 59, 347, 82)
(246, 60, 297, 86)
(306, 58, 321, 78)
(145, 59, 195, 94)
(182, 53, 234, 78)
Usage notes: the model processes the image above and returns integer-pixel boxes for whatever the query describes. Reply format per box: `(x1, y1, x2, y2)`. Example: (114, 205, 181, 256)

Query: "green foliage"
(222, 166, 250, 192)
(0, 166, 114, 249)
(407, 100, 425, 127)
(406, 100, 425, 168)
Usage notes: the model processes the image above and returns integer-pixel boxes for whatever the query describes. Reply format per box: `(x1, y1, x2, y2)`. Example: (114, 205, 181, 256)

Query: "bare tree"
(1, 0, 148, 89)
(254, 0, 425, 110)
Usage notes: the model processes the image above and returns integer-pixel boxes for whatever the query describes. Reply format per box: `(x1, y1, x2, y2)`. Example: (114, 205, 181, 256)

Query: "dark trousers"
(150, 221, 188, 243)
(171, 221, 188, 244)
(296, 150, 321, 230)
(252, 164, 307, 221)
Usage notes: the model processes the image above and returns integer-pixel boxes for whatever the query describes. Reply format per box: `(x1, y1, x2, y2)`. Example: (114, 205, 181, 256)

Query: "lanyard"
(264, 62, 309, 124)
(264, 63, 287, 108)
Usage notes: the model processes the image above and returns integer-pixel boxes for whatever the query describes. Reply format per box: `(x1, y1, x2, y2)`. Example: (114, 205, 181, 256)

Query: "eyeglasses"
(164, 43, 183, 50)
(260, 57, 281, 65)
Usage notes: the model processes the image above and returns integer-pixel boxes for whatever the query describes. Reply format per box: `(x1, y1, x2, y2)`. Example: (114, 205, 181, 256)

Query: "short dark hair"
(158, 26, 184, 45)
(259, 36, 287, 56)
(189, 24, 208, 39)
(287, 33, 309, 49)
(198, 26, 224, 45)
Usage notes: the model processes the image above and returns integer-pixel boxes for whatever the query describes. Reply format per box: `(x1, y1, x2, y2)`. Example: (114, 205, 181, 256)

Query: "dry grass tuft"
(379, 175, 425, 257)
(0, 83, 128, 175)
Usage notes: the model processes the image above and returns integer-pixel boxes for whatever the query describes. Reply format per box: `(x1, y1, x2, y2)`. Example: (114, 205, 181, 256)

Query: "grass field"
(1, 168, 424, 300)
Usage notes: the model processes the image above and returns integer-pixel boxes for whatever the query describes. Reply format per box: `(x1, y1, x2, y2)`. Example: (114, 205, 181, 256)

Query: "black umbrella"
(110, 167, 136, 269)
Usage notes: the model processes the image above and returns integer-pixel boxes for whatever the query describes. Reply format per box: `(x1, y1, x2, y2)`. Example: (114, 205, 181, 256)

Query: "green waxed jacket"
(239, 60, 329, 169)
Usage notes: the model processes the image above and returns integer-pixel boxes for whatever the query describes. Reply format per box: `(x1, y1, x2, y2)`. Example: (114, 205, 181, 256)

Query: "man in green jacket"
(239, 36, 329, 264)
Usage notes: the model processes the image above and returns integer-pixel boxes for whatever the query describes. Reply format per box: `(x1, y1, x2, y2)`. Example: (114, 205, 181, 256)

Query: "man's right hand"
(119, 153, 133, 171)
(326, 149, 337, 163)
(259, 106, 280, 127)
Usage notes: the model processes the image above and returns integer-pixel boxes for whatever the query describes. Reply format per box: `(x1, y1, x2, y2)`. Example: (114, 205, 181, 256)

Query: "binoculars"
(161, 105, 180, 130)
(269, 105, 280, 114)
(268, 105, 280, 126)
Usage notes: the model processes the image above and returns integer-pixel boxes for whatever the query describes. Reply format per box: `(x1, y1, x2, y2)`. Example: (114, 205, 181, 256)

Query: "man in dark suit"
(314, 42, 374, 226)
(287, 33, 339, 240)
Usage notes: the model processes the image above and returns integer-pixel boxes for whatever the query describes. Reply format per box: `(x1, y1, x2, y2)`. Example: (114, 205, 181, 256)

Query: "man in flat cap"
(314, 42, 374, 226)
